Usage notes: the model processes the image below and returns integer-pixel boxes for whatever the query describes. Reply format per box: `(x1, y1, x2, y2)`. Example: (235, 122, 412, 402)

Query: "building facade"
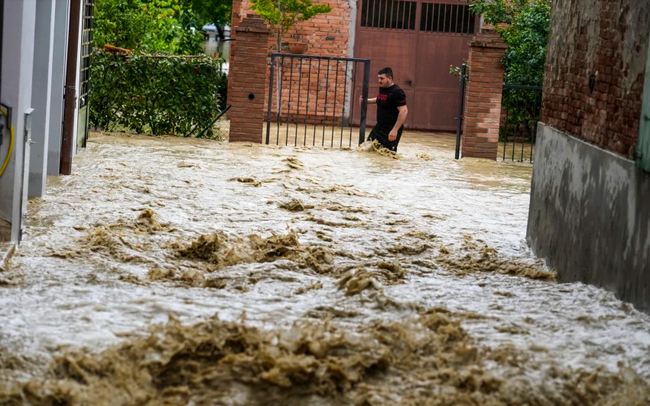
(1, 0, 90, 243)
(528, 0, 650, 311)
(230, 0, 478, 132)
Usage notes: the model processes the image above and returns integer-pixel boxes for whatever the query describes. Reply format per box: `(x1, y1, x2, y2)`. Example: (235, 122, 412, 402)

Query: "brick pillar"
(228, 15, 270, 143)
(230, 0, 243, 39)
(462, 30, 507, 159)
(226, 0, 242, 122)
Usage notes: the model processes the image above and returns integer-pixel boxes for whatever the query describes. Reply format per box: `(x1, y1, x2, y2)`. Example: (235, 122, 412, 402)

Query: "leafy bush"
(89, 51, 227, 137)
(94, 0, 206, 55)
(466, 0, 550, 142)
(470, 0, 550, 87)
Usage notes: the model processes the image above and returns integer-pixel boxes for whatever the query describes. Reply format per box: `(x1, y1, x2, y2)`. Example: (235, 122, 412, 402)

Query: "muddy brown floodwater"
(1, 131, 649, 405)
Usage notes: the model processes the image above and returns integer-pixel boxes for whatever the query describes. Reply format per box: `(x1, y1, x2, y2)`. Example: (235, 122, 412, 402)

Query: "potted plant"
(287, 34, 307, 54)
(251, 0, 331, 121)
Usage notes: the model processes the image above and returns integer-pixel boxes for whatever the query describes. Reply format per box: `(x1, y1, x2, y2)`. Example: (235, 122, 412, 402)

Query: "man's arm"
(389, 105, 408, 141)
(359, 96, 377, 105)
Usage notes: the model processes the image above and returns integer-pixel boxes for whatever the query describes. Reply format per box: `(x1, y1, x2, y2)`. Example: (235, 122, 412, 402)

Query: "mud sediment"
(358, 140, 402, 160)
(279, 199, 313, 212)
(4, 132, 649, 406)
(2, 309, 648, 406)
(230, 177, 263, 187)
(177, 231, 335, 273)
(436, 237, 556, 281)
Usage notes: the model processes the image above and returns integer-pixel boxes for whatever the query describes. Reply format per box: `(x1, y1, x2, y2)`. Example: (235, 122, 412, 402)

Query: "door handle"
(405, 80, 412, 86)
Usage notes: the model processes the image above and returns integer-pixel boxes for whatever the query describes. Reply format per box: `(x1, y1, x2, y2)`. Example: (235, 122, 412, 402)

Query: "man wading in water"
(359, 67, 409, 152)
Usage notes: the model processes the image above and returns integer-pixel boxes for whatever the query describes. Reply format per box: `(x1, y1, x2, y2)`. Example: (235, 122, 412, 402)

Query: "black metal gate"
(454, 63, 468, 159)
(500, 84, 543, 163)
(265, 53, 371, 147)
(453, 67, 542, 163)
(77, 0, 95, 150)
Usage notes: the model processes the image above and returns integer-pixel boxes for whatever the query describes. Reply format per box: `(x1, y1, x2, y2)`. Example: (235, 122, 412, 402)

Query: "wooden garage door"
(352, 0, 476, 131)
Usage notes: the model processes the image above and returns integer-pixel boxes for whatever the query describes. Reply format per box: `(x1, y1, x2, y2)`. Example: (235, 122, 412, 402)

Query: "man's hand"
(388, 129, 398, 141)
(359, 96, 364, 106)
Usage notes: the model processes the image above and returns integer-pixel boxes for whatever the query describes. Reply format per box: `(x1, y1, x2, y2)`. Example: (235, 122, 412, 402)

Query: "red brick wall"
(462, 30, 507, 159)
(228, 15, 270, 143)
(234, 0, 352, 55)
(231, 0, 243, 39)
(231, 0, 355, 124)
(540, 0, 649, 158)
(270, 57, 350, 125)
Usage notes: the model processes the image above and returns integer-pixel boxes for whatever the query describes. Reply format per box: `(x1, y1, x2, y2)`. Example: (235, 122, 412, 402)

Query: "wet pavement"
(0, 131, 649, 405)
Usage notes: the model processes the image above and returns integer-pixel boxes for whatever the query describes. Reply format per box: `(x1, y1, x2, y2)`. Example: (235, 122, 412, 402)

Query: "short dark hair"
(378, 67, 393, 78)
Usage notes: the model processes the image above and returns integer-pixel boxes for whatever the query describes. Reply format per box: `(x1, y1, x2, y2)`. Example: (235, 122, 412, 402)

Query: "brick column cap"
(235, 14, 270, 34)
(470, 30, 507, 49)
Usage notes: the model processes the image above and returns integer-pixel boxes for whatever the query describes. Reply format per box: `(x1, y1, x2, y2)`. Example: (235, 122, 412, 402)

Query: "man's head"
(378, 67, 394, 88)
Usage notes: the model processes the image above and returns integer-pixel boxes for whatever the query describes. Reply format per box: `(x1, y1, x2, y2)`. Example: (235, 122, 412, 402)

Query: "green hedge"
(89, 50, 227, 137)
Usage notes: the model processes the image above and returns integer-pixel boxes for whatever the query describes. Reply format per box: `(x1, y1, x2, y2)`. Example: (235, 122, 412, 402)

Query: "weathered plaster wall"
(528, 124, 650, 312)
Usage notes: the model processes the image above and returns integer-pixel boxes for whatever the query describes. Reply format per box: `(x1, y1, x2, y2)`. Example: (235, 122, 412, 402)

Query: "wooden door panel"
(412, 31, 471, 130)
(352, 0, 476, 131)
(352, 29, 416, 127)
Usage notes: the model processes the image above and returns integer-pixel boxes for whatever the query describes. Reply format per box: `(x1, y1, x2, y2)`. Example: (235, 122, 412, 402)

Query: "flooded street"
(1, 131, 649, 405)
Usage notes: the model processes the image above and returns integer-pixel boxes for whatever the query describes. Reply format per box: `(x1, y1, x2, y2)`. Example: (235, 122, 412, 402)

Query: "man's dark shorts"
(367, 127, 403, 152)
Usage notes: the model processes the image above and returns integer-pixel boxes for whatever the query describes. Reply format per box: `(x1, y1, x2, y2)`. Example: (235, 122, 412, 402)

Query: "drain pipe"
(60, 0, 81, 175)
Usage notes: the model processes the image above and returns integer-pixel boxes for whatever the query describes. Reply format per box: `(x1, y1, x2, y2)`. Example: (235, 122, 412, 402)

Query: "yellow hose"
(0, 107, 14, 178)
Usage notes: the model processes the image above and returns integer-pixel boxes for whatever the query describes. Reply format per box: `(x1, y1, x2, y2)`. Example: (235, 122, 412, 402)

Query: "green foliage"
(477, 0, 550, 86)
(177, 9, 206, 54)
(469, 0, 518, 26)
(466, 0, 550, 142)
(250, 0, 332, 50)
(89, 51, 227, 137)
(94, 0, 206, 55)
(449, 60, 468, 77)
(499, 87, 543, 143)
(468, 0, 550, 85)
(181, 0, 232, 28)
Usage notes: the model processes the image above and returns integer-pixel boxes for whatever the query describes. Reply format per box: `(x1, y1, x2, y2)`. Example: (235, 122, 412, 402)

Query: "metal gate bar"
(454, 63, 468, 159)
(266, 53, 371, 148)
(500, 84, 543, 163)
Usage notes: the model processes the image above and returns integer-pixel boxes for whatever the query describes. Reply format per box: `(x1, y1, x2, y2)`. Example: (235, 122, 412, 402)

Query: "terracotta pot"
(288, 42, 307, 54)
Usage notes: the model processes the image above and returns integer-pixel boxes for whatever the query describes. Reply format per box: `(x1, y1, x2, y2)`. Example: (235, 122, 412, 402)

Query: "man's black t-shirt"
(375, 84, 407, 133)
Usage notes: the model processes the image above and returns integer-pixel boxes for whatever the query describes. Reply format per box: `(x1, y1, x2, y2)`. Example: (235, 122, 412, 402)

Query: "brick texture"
(228, 15, 270, 143)
(462, 30, 507, 160)
(268, 57, 351, 126)
(541, 0, 649, 158)
(234, 0, 352, 56)
(231, 0, 355, 125)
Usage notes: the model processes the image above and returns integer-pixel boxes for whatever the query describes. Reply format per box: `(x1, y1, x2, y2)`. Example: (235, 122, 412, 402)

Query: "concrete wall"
(0, 0, 36, 241)
(528, 124, 650, 312)
(29, 0, 56, 197)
